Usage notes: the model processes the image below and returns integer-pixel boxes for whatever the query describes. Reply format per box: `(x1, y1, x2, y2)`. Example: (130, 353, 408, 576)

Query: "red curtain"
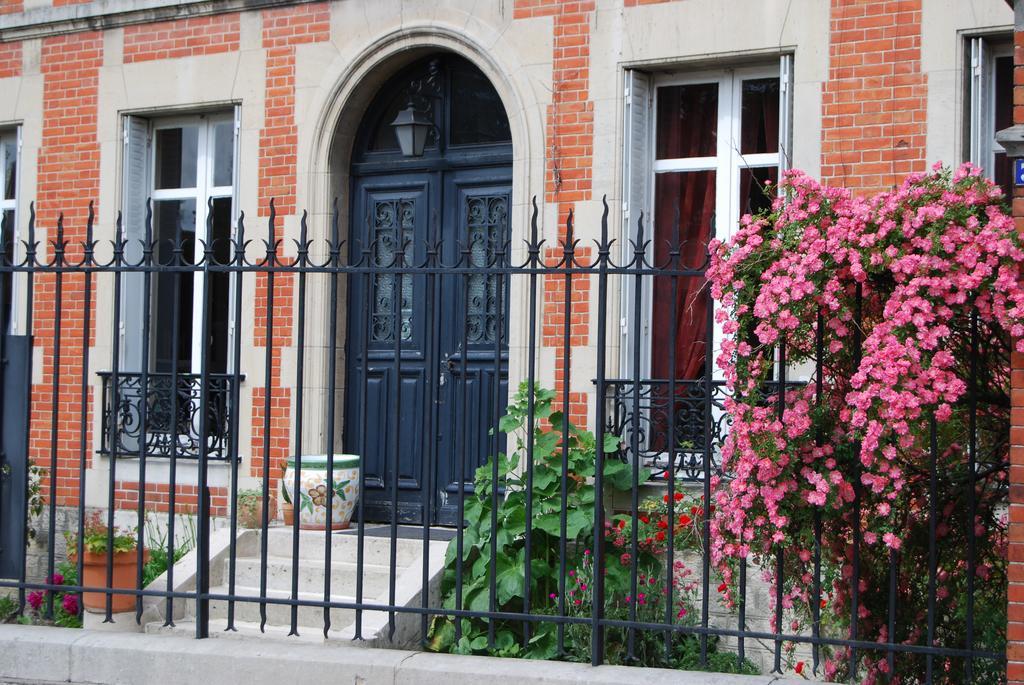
(647, 78, 782, 383)
(651, 173, 714, 382)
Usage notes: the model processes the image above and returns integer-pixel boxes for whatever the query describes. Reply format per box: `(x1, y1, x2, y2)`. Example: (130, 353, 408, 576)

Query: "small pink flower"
(27, 591, 43, 611)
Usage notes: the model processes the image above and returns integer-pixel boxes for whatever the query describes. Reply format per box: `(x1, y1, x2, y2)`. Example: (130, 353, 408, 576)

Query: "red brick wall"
(52, 0, 91, 5)
(821, 0, 928, 195)
(31, 32, 102, 508)
(258, 2, 330, 217)
(250, 271, 294, 489)
(1008, 23, 1024, 685)
(0, 0, 22, 15)
(250, 3, 329, 492)
(515, 0, 594, 427)
(114, 481, 229, 517)
(0, 41, 20, 79)
(123, 13, 240, 63)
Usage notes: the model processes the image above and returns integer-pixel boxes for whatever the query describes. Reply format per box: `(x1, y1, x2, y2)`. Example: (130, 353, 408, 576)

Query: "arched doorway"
(344, 54, 513, 526)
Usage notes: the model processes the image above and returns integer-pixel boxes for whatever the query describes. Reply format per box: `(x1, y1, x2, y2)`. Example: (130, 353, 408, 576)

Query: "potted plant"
(65, 512, 143, 614)
(236, 487, 267, 529)
(280, 455, 360, 530)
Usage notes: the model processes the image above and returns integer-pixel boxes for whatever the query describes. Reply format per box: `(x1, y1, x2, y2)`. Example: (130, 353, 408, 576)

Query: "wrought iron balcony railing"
(97, 371, 242, 460)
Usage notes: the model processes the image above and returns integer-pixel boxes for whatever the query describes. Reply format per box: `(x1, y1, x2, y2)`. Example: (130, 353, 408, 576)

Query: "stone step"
(196, 584, 414, 630)
(256, 528, 429, 568)
(191, 584, 359, 628)
(232, 555, 392, 596)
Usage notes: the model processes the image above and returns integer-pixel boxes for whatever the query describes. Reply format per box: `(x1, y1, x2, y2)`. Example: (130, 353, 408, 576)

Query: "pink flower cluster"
(707, 163, 1021, 561)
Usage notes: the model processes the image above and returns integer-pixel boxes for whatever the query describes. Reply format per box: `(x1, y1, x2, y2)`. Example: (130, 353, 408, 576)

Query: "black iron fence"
(0, 198, 1007, 683)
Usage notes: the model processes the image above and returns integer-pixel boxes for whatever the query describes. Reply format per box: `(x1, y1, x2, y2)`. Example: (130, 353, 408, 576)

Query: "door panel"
(434, 171, 511, 526)
(346, 168, 511, 526)
(345, 174, 434, 524)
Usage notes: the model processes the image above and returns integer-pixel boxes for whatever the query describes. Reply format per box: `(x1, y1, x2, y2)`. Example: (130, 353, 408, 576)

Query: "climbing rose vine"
(707, 163, 1016, 683)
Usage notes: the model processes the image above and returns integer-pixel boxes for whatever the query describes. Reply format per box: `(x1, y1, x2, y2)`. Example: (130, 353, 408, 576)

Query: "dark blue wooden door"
(345, 169, 511, 525)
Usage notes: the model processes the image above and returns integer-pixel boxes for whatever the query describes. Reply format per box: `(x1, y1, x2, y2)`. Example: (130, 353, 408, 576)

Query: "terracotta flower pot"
(74, 549, 144, 614)
(282, 504, 294, 526)
(238, 500, 269, 529)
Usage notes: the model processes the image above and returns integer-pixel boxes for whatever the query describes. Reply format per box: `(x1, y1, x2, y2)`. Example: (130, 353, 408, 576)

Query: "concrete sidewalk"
(0, 625, 811, 684)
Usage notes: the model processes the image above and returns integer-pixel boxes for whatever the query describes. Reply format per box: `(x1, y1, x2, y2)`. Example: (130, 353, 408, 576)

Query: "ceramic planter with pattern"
(280, 454, 360, 531)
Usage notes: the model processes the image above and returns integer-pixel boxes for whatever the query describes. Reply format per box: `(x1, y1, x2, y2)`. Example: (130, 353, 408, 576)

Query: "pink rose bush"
(707, 164, 1013, 682)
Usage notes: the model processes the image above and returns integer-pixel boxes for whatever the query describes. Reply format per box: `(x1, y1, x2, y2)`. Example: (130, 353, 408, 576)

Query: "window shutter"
(120, 115, 150, 372)
(621, 69, 653, 377)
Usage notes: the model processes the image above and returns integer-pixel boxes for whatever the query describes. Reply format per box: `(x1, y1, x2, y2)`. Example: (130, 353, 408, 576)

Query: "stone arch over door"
(296, 28, 541, 479)
(324, 48, 520, 525)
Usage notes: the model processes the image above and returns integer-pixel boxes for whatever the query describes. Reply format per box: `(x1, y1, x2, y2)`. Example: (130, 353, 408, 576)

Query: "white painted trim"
(0, 127, 20, 335)
(144, 112, 235, 374)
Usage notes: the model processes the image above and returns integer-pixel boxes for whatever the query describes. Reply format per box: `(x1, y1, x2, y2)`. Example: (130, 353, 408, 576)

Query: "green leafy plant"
(0, 594, 17, 622)
(64, 511, 137, 556)
(3, 458, 47, 545)
(141, 512, 196, 587)
(427, 383, 640, 659)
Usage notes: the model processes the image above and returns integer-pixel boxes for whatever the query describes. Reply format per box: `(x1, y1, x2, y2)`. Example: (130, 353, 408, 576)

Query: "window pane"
(739, 166, 779, 218)
(651, 170, 715, 383)
(995, 55, 1013, 134)
(152, 198, 196, 373)
(1, 209, 12, 332)
(992, 55, 1014, 199)
(450, 62, 511, 146)
(2, 139, 15, 201)
(740, 77, 780, 155)
(154, 127, 198, 190)
(212, 122, 234, 187)
(656, 83, 718, 159)
(206, 197, 232, 374)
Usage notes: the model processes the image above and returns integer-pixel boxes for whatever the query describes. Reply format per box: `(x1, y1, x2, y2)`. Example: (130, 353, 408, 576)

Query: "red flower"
(674, 492, 684, 501)
(639, 515, 649, 524)
(657, 519, 668, 530)
(678, 514, 692, 526)
(656, 531, 666, 542)
(795, 661, 805, 675)
(662, 494, 670, 503)
(717, 582, 728, 593)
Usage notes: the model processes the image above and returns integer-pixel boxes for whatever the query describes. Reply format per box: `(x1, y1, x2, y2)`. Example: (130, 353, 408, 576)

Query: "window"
(121, 110, 239, 376)
(967, 36, 1013, 199)
(0, 128, 18, 334)
(621, 59, 791, 381)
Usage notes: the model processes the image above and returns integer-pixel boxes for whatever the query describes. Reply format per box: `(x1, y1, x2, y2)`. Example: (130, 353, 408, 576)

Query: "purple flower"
(61, 593, 79, 616)
(47, 573, 64, 586)
(26, 591, 43, 611)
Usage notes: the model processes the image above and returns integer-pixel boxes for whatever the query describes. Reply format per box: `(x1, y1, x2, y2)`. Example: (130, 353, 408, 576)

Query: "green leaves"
(429, 382, 638, 660)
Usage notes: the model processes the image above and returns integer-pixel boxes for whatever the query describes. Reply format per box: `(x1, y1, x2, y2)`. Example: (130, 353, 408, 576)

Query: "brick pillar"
(31, 32, 102, 508)
(251, 3, 329, 490)
(1008, 5, 1024, 683)
(821, 0, 928, 195)
(514, 0, 594, 428)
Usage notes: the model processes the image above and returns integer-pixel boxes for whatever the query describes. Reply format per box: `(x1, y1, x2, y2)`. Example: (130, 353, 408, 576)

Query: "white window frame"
(0, 127, 21, 335)
(624, 61, 790, 380)
(968, 35, 1012, 176)
(120, 111, 240, 378)
(148, 113, 235, 375)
